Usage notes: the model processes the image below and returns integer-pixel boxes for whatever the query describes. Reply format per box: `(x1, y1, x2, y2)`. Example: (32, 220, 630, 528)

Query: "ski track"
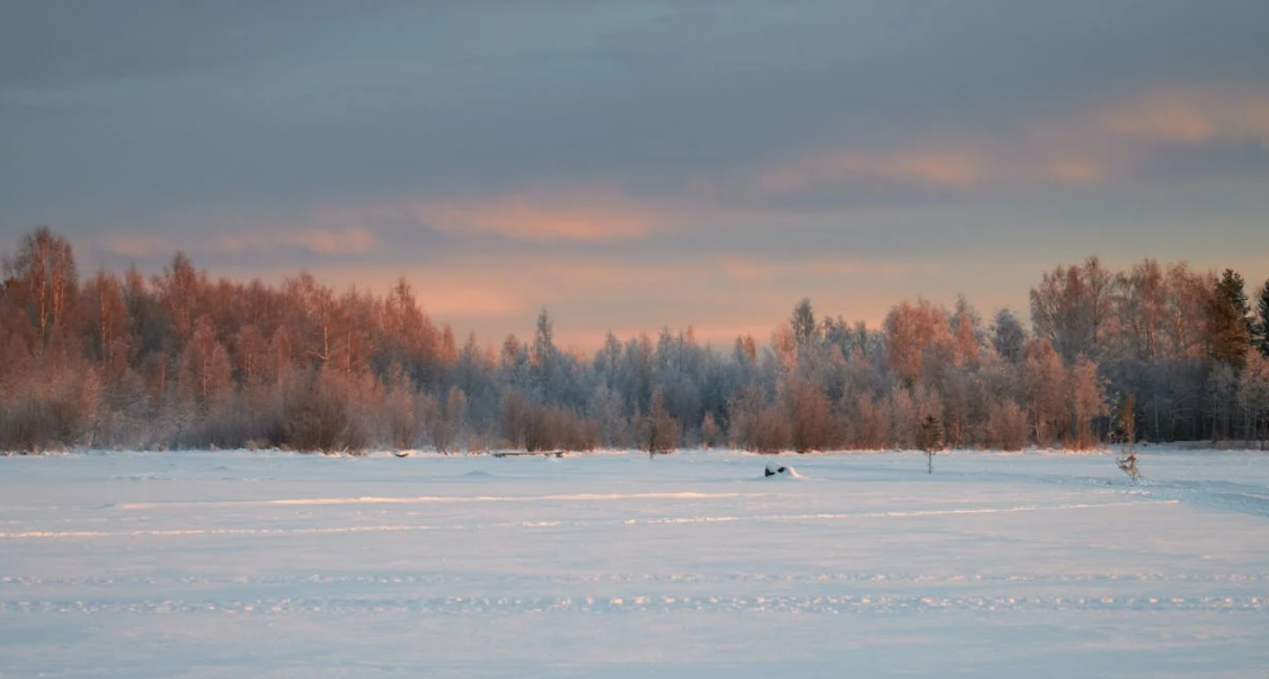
(110, 491, 756, 511)
(0, 499, 1180, 540)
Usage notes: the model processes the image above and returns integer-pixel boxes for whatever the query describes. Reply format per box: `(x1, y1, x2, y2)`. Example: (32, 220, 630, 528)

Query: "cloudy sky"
(3, 1, 1268, 348)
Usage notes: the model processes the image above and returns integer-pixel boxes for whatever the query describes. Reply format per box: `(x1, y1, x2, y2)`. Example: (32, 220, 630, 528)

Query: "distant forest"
(2, 227, 1268, 454)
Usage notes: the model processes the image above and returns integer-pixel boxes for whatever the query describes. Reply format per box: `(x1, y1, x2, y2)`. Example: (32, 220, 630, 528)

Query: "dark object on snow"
(392, 451, 410, 458)
(764, 463, 788, 477)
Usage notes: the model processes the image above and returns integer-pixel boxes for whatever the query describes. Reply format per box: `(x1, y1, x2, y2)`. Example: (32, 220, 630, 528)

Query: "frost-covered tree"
(1237, 352, 1269, 445)
(790, 298, 818, 348)
(1207, 364, 1240, 440)
(985, 399, 1028, 451)
(281, 369, 353, 452)
(700, 412, 721, 448)
(784, 376, 835, 453)
(82, 270, 131, 379)
(1029, 257, 1114, 364)
(1160, 263, 1213, 361)
(990, 308, 1027, 363)
(1113, 260, 1167, 361)
(1068, 356, 1108, 450)
(884, 298, 952, 386)
(384, 368, 420, 450)
(640, 389, 679, 454)
(4, 227, 1267, 454)
(951, 295, 983, 366)
(1025, 339, 1067, 447)
(531, 308, 559, 401)
(588, 384, 628, 448)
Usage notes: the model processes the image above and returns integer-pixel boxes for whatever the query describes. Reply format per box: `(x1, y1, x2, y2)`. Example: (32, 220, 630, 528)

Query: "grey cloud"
(3, 0, 1269, 277)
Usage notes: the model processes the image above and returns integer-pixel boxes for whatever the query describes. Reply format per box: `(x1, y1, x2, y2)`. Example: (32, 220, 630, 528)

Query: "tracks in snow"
(2, 593, 1263, 617)
(112, 491, 754, 511)
(5, 570, 1266, 617)
(6, 571, 1269, 587)
(0, 499, 1180, 540)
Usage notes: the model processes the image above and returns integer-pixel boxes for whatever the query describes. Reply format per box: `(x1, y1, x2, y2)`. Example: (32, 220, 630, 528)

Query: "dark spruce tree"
(919, 415, 943, 474)
(1207, 269, 1252, 369)
(1255, 278, 1269, 357)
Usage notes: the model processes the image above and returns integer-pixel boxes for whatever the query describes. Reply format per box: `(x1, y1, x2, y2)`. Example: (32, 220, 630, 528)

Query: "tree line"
(2, 227, 1268, 454)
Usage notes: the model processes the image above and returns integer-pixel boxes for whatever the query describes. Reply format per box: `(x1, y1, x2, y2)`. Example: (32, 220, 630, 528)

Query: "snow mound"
(763, 462, 801, 479)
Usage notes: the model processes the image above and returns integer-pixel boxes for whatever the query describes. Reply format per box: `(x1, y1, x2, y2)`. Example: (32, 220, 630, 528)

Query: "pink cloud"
(1041, 159, 1107, 185)
(756, 144, 1111, 195)
(409, 186, 658, 242)
(1107, 103, 1214, 143)
(756, 84, 1269, 197)
(1101, 86, 1269, 145)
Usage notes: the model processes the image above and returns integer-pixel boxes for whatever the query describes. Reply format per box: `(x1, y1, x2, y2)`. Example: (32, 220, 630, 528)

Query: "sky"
(2, 1, 1268, 349)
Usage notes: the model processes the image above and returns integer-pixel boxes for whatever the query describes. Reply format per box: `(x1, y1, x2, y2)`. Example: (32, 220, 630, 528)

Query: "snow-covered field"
(2, 448, 1267, 678)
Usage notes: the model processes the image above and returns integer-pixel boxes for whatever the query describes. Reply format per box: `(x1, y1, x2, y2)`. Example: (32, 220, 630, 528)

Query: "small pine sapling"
(918, 414, 943, 474)
(1115, 393, 1141, 481)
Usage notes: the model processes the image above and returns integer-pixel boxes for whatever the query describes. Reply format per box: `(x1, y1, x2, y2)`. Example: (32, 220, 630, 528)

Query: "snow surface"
(2, 448, 1267, 678)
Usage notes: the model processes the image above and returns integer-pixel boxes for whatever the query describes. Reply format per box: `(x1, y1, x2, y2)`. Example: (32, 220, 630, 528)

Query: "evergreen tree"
(531, 308, 558, 400)
(1255, 278, 1269, 357)
(1207, 269, 1252, 369)
(918, 415, 943, 474)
